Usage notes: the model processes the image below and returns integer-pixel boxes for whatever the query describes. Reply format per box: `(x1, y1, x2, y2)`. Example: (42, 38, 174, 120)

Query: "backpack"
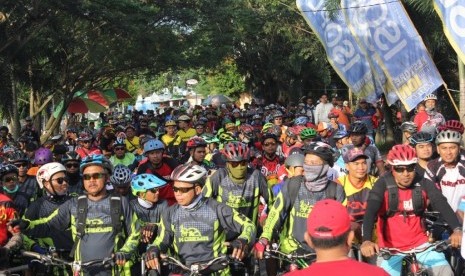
(70, 195, 125, 258)
(383, 173, 424, 219)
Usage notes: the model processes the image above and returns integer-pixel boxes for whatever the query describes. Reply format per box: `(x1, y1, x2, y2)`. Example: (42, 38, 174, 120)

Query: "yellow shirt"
(176, 128, 196, 142)
(338, 175, 377, 222)
(161, 134, 181, 146)
(125, 136, 140, 153)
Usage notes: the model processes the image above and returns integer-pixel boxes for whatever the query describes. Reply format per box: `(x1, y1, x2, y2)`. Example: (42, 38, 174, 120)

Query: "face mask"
(303, 164, 329, 192)
(227, 163, 248, 183)
(3, 185, 19, 194)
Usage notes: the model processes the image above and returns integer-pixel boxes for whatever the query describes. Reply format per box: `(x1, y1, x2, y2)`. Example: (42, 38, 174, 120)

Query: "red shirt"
(376, 188, 428, 250)
(0, 194, 17, 246)
(285, 259, 388, 276)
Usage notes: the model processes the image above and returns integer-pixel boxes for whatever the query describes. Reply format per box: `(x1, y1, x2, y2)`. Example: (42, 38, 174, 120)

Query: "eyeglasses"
(393, 165, 416, 173)
(229, 160, 247, 167)
(14, 163, 27, 168)
(51, 177, 68, 185)
(263, 142, 277, 147)
(3, 176, 18, 182)
(173, 186, 195, 193)
(82, 172, 106, 181)
(66, 163, 79, 169)
(148, 187, 160, 193)
(114, 147, 126, 151)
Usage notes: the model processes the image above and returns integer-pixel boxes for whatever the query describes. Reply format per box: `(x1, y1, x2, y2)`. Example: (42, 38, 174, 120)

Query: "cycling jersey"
(24, 194, 73, 252)
(176, 128, 196, 142)
(424, 155, 465, 211)
(260, 178, 345, 253)
(110, 152, 137, 169)
(26, 194, 138, 274)
(152, 197, 255, 273)
(251, 155, 284, 187)
(338, 175, 377, 223)
(0, 194, 17, 246)
(203, 168, 272, 226)
(124, 136, 140, 153)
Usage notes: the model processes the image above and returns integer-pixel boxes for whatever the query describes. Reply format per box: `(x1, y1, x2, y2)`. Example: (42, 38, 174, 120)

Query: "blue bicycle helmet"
(294, 116, 308, 126)
(333, 130, 349, 140)
(143, 139, 165, 154)
(131, 173, 167, 196)
(80, 154, 113, 174)
(110, 165, 132, 187)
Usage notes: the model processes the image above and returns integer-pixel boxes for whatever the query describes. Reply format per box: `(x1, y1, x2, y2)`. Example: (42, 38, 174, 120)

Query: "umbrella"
(101, 88, 132, 102)
(203, 95, 233, 107)
(85, 90, 110, 107)
(67, 98, 107, 113)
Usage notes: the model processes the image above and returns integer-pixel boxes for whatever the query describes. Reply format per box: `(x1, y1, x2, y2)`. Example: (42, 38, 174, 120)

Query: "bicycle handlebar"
(378, 241, 450, 260)
(161, 255, 240, 274)
(22, 250, 114, 268)
(264, 248, 316, 262)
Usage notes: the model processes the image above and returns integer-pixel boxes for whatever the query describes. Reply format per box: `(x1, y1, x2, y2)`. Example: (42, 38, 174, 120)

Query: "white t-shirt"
(439, 165, 465, 212)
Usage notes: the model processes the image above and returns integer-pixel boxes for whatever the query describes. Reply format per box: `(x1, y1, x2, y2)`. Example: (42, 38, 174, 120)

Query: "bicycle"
(263, 243, 316, 274)
(378, 241, 449, 276)
(21, 250, 116, 276)
(145, 254, 244, 276)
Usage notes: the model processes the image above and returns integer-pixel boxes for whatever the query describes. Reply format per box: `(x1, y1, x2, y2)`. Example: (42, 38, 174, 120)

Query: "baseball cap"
(343, 147, 368, 163)
(316, 122, 329, 132)
(307, 199, 351, 238)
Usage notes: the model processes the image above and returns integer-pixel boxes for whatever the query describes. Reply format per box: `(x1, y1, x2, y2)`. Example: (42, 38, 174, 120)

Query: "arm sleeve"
(120, 198, 139, 253)
(362, 178, 386, 242)
(202, 172, 218, 198)
(26, 200, 72, 237)
(151, 207, 174, 253)
(217, 204, 256, 243)
(423, 179, 461, 229)
(260, 182, 292, 241)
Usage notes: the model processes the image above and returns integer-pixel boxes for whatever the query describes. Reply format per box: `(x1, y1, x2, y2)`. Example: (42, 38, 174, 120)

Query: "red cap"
(307, 199, 351, 238)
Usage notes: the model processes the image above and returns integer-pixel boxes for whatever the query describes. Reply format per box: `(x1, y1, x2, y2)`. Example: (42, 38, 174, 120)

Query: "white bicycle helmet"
(436, 130, 462, 145)
(424, 94, 437, 101)
(170, 164, 207, 186)
(36, 162, 66, 189)
(110, 165, 132, 187)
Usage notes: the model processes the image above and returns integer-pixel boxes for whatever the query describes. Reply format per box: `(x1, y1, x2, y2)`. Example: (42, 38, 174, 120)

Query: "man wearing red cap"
(286, 199, 388, 275)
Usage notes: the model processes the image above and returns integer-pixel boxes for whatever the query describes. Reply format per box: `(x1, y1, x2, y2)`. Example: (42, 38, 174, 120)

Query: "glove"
(114, 252, 130, 264)
(141, 224, 158, 241)
(253, 238, 268, 254)
(31, 244, 47, 255)
(8, 219, 30, 232)
(144, 246, 159, 262)
(230, 238, 247, 251)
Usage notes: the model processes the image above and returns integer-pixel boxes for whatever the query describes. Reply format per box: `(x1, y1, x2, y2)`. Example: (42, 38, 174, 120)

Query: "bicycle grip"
(22, 251, 43, 259)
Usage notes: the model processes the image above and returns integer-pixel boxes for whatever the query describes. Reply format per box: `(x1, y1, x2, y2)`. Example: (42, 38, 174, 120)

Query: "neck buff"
(226, 163, 248, 184)
(303, 164, 329, 192)
(182, 194, 203, 210)
(3, 185, 19, 194)
(138, 197, 154, 209)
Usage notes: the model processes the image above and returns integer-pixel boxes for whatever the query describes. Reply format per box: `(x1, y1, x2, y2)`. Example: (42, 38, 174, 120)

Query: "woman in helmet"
(0, 164, 29, 216)
(24, 162, 73, 266)
(61, 151, 84, 196)
(129, 173, 169, 275)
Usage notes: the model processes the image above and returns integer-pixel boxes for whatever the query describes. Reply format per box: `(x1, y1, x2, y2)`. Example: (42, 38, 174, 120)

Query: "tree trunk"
(9, 65, 20, 139)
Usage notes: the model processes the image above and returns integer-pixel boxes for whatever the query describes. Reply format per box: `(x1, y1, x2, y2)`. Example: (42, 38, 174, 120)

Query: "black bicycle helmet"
(6, 150, 29, 164)
(62, 151, 82, 164)
(409, 132, 434, 147)
(303, 142, 335, 167)
(349, 121, 368, 135)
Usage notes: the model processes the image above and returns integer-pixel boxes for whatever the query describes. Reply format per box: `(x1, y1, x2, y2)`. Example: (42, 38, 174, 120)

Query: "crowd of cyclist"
(0, 92, 463, 275)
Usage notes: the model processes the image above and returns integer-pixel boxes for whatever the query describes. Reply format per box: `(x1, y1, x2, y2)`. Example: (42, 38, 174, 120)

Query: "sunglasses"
(173, 186, 195, 193)
(3, 176, 18, 182)
(229, 160, 247, 167)
(393, 165, 416, 173)
(66, 163, 80, 169)
(263, 142, 277, 147)
(14, 163, 28, 168)
(114, 147, 126, 151)
(82, 172, 106, 181)
(82, 141, 91, 144)
(51, 177, 68, 185)
(148, 187, 160, 193)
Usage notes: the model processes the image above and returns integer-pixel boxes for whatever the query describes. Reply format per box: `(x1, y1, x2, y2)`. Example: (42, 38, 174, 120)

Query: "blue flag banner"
(434, 0, 465, 64)
(342, 0, 444, 111)
(296, 0, 380, 103)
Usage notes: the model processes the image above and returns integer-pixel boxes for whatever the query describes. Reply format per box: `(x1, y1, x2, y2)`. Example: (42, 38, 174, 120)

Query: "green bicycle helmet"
(201, 134, 220, 144)
(300, 128, 317, 140)
(218, 132, 236, 144)
(261, 123, 274, 133)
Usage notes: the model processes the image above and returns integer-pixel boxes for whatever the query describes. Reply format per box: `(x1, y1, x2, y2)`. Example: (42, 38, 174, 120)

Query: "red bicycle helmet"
(286, 127, 299, 138)
(386, 145, 417, 166)
(221, 142, 250, 162)
(438, 120, 465, 135)
(186, 137, 207, 149)
(239, 124, 254, 138)
(327, 112, 339, 119)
